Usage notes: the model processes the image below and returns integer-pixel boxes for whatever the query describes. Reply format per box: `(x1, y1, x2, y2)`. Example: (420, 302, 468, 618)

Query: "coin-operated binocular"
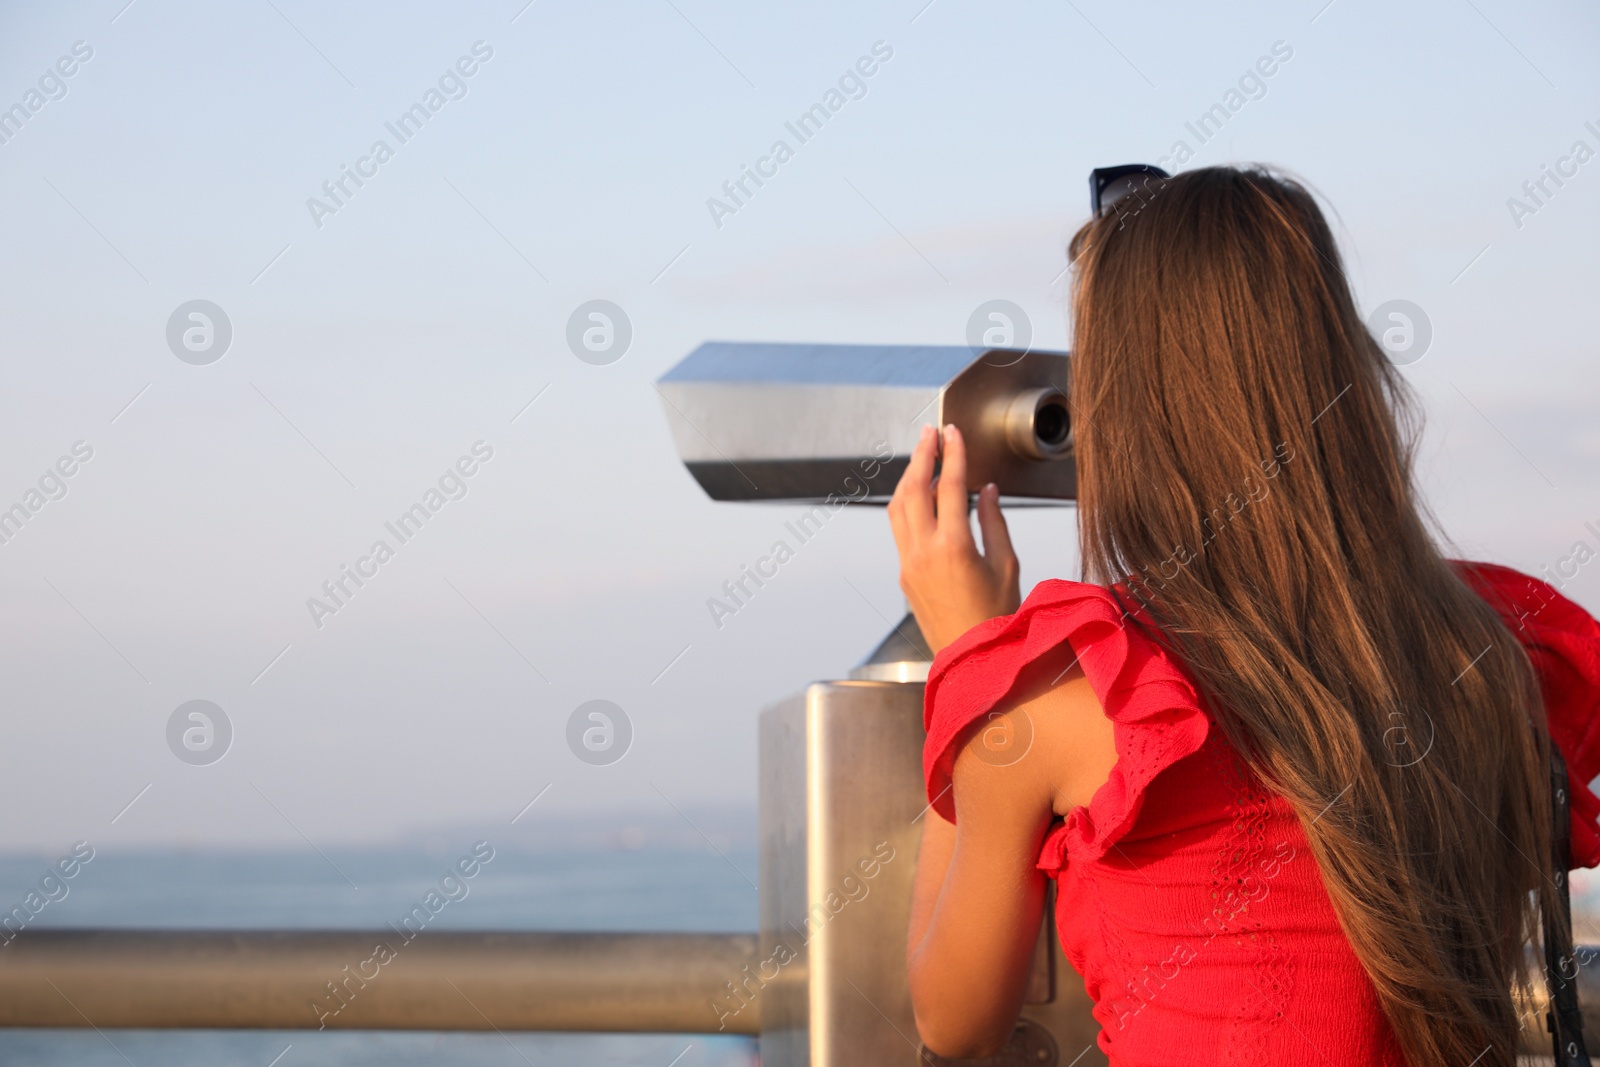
(656, 343, 1101, 1067)
(656, 341, 1077, 504)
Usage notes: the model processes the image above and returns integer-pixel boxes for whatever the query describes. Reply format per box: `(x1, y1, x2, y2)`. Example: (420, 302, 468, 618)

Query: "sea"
(5, 824, 1598, 1066)
(0, 820, 762, 1067)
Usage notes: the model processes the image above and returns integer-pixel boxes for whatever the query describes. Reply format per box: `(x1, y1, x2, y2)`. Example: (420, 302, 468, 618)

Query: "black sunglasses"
(1090, 164, 1171, 219)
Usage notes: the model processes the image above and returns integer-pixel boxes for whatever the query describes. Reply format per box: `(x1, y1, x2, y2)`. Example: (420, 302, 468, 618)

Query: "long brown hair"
(1067, 165, 1557, 1065)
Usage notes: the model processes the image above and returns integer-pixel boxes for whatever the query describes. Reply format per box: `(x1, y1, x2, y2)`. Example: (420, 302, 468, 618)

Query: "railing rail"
(0, 930, 762, 1035)
(3, 928, 1596, 1056)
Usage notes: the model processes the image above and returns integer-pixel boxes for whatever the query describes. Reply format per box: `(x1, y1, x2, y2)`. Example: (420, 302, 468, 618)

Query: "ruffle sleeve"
(922, 579, 1211, 864)
(1455, 560, 1600, 868)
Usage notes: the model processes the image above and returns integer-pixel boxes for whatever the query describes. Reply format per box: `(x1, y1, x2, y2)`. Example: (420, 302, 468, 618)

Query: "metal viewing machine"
(659, 341, 1093, 1067)
(2, 341, 1592, 1065)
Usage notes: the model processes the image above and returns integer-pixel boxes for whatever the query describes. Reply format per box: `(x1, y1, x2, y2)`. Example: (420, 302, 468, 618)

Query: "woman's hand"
(888, 423, 1021, 654)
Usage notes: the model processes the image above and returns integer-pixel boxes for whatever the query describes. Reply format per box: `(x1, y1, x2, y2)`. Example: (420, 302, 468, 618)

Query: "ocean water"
(0, 841, 762, 1067)
(7, 837, 1598, 1066)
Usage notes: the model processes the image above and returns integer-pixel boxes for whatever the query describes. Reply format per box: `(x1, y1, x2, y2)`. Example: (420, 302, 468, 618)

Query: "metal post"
(757, 616, 1105, 1067)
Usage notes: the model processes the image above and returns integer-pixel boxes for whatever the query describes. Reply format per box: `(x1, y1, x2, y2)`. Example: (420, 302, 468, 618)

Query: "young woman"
(889, 165, 1600, 1066)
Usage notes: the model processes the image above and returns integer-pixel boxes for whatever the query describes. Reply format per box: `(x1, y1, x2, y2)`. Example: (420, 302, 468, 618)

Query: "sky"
(0, 0, 1597, 853)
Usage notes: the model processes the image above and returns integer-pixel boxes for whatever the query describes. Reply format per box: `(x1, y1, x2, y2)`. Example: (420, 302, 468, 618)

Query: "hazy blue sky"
(1, 0, 1597, 852)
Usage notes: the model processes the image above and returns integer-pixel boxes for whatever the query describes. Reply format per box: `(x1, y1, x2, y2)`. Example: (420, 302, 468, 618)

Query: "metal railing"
(0, 930, 761, 1034)
(2, 928, 1596, 1059)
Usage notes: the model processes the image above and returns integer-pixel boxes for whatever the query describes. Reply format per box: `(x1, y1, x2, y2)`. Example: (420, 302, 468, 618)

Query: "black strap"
(1547, 747, 1591, 1066)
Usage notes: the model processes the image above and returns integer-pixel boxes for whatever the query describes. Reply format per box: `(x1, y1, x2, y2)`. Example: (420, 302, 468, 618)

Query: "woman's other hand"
(888, 423, 1021, 654)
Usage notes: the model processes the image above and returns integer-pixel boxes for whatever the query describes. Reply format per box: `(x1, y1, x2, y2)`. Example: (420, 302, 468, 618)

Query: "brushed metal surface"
(849, 612, 933, 683)
(0, 930, 760, 1034)
(656, 342, 1075, 503)
(758, 677, 1106, 1067)
(939, 350, 1075, 500)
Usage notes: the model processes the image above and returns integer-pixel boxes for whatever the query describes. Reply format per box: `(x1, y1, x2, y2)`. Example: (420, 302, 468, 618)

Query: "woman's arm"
(906, 709, 1053, 1057)
(890, 422, 1116, 1057)
(905, 667, 1113, 1057)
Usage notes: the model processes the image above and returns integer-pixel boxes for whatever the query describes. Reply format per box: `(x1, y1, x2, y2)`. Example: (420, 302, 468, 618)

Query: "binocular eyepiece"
(657, 342, 1076, 503)
(1003, 386, 1073, 461)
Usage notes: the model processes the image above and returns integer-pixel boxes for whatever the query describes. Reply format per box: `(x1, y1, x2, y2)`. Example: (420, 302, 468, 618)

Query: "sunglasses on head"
(1090, 164, 1171, 220)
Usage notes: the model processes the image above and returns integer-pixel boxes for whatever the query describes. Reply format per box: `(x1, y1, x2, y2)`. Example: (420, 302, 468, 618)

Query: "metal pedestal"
(756, 618, 1105, 1066)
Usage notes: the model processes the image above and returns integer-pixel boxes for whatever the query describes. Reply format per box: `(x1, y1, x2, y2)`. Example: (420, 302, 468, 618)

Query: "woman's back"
(919, 562, 1600, 1066)
(895, 165, 1598, 1065)
(1069, 720, 1394, 1064)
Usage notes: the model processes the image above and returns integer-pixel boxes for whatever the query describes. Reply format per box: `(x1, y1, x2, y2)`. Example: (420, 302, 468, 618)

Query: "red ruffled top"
(923, 561, 1600, 1066)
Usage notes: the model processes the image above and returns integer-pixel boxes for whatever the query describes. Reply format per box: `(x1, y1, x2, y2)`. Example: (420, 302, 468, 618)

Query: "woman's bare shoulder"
(949, 644, 1118, 820)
